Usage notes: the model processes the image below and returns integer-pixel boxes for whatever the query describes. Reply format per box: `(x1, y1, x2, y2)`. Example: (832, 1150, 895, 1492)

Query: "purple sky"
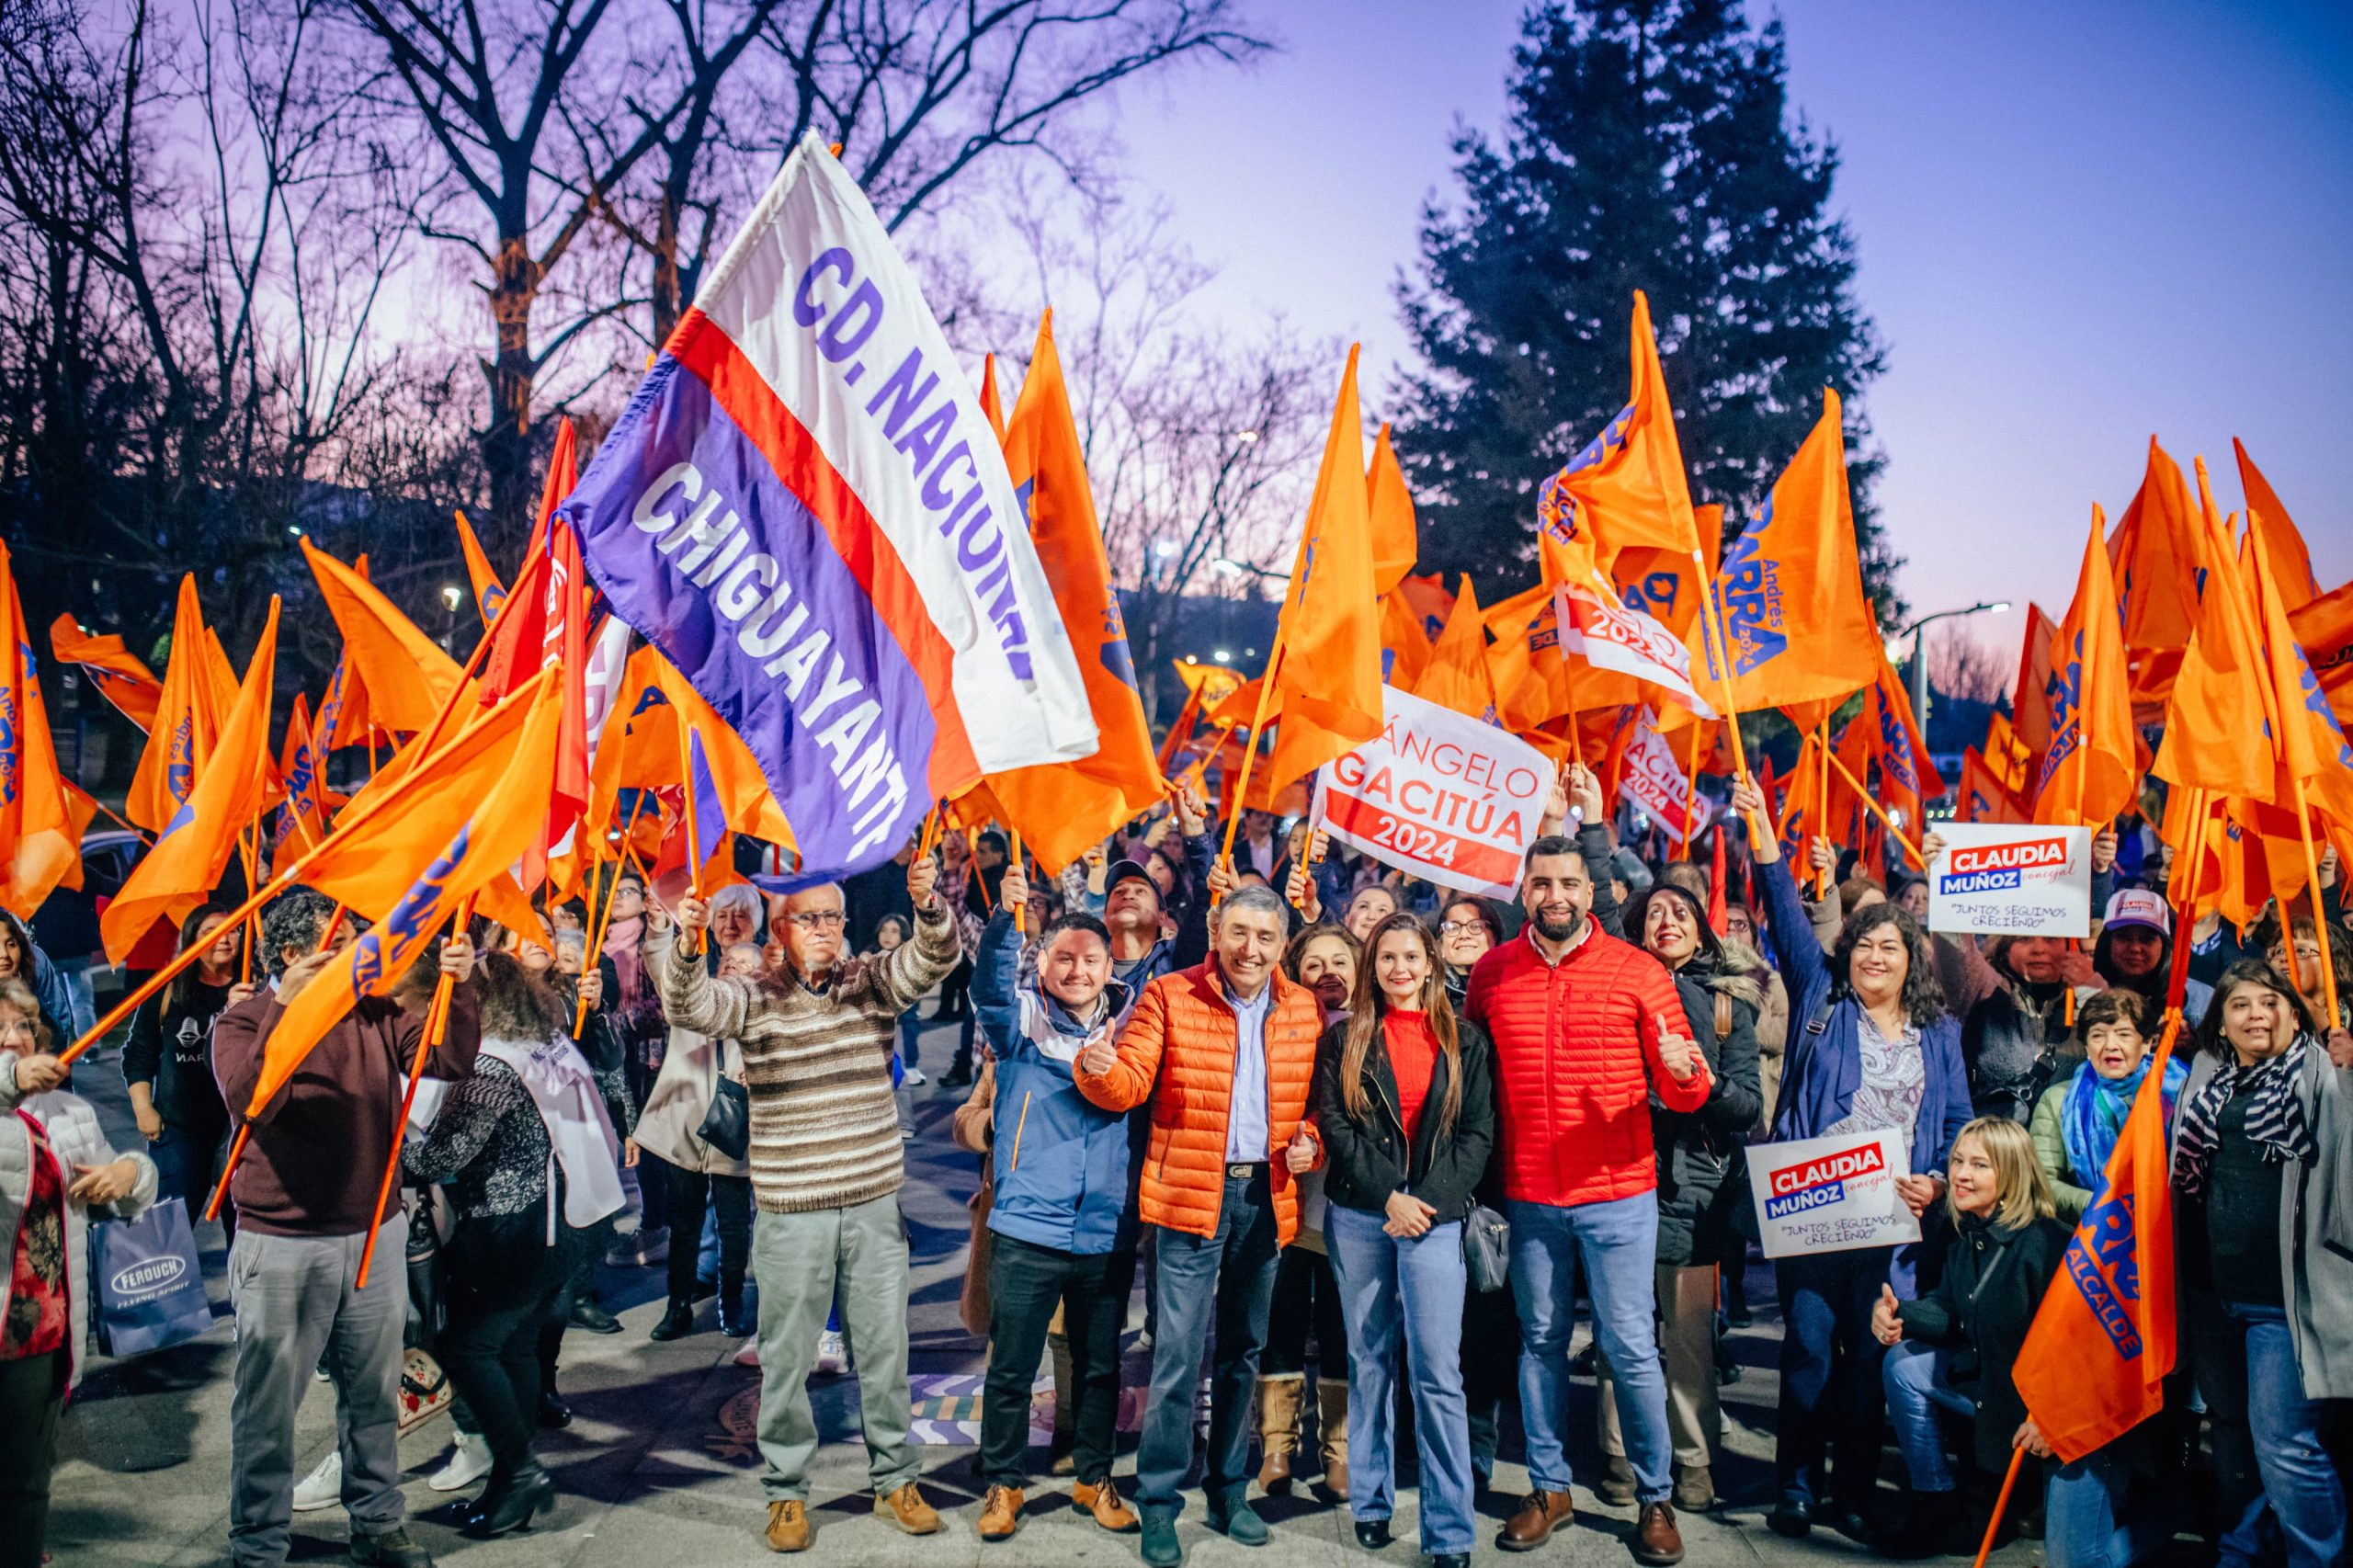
(1108, 0, 2353, 657)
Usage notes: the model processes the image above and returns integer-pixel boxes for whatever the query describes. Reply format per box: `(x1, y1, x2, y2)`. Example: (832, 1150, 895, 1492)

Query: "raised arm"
(971, 908, 1024, 1062)
(867, 857, 961, 1016)
(655, 936, 760, 1042)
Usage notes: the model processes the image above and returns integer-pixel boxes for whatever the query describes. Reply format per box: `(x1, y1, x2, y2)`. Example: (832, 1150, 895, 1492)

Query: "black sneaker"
(569, 1299, 621, 1335)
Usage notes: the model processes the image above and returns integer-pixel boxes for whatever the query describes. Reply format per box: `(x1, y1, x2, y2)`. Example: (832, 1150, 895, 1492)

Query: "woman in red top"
(1313, 915, 1496, 1568)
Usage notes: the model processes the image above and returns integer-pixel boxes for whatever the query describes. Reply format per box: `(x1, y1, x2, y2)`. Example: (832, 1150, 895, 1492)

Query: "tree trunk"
(481, 231, 541, 542)
(650, 187, 684, 347)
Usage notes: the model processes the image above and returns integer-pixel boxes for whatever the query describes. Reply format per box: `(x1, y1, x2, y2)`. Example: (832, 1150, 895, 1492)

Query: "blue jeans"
(2043, 1446, 2173, 1568)
(1775, 1244, 1894, 1509)
(151, 1123, 233, 1243)
(1881, 1342, 1973, 1493)
(1137, 1169, 1281, 1512)
(1325, 1205, 1475, 1555)
(2191, 1295, 2347, 1568)
(1506, 1191, 1672, 1503)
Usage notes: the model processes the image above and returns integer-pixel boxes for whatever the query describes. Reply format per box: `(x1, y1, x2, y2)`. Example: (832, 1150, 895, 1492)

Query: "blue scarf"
(2061, 1053, 2188, 1194)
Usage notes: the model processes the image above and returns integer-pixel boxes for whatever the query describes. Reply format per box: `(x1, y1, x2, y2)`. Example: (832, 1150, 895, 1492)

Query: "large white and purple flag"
(561, 132, 1097, 880)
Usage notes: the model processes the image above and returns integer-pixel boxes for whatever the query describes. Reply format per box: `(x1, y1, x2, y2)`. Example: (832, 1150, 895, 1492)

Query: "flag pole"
(576, 795, 647, 1037)
(355, 894, 477, 1291)
(2289, 772, 2343, 1028)
(1971, 1448, 2027, 1568)
(1219, 639, 1289, 876)
(1681, 723, 1703, 858)
(677, 722, 705, 956)
(1689, 551, 1761, 850)
(1816, 725, 1836, 898)
(1008, 830, 1026, 936)
(1824, 744, 1925, 869)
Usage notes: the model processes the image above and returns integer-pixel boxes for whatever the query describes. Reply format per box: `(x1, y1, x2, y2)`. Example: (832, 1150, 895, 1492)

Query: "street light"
(1212, 556, 1283, 584)
(1897, 600, 2011, 725)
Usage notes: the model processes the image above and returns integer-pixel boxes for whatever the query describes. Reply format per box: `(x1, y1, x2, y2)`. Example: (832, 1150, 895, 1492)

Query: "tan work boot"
(764, 1500, 810, 1552)
(1072, 1477, 1140, 1533)
(977, 1484, 1023, 1541)
(1254, 1375, 1303, 1494)
(874, 1482, 942, 1535)
(1315, 1377, 1351, 1501)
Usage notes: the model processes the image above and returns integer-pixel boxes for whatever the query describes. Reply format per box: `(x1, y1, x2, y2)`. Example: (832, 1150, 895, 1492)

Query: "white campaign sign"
(1749, 1129, 1921, 1259)
(1926, 822, 2091, 937)
(1311, 685, 1553, 898)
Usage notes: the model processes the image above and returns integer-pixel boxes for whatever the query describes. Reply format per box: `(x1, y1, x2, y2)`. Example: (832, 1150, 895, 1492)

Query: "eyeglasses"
(1438, 921, 1487, 937)
(786, 911, 847, 931)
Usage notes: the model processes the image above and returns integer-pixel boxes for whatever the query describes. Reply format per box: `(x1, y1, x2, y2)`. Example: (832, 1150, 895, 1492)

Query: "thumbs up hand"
(1285, 1128, 1318, 1174)
(1656, 1025, 1702, 1085)
(1871, 1283, 1904, 1346)
(1077, 1036, 1118, 1079)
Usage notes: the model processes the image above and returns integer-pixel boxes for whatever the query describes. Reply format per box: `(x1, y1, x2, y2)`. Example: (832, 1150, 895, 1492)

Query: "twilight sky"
(1106, 0, 2353, 656)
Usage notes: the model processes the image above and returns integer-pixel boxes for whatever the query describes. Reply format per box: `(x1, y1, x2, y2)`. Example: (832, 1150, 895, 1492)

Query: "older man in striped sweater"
(667, 850, 958, 1555)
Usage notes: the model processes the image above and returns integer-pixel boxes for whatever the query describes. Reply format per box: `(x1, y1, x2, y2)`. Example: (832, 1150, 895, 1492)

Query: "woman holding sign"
(1730, 775, 1971, 1545)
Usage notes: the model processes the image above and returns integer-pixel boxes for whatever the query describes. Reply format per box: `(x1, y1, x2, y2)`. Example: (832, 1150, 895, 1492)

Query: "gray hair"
(708, 883, 763, 917)
(1215, 884, 1287, 930)
(553, 930, 586, 961)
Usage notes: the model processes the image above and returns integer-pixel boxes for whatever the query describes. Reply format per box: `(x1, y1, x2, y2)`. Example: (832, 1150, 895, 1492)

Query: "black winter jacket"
(1894, 1210, 2071, 1473)
(1656, 960, 1766, 1267)
(1963, 982, 2086, 1124)
(1313, 1014, 1495, 1226)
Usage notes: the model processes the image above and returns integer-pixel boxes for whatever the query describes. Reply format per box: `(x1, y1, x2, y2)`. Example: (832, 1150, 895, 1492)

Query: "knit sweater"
(655, 899, 959, 1213)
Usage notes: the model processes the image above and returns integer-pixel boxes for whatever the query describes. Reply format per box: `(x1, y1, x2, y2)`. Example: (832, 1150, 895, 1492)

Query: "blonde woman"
(1870, 1118, 2067, 1555)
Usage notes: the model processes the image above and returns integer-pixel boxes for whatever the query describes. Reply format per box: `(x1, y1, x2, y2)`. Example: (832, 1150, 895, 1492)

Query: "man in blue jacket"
(969, 869, 1147, 1544)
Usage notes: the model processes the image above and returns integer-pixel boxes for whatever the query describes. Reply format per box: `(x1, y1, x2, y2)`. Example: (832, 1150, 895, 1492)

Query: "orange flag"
(303, 541, 474, 735)
(243, 671, 563, 1118)
(1984, 712, 2034, 796)
(1957, 747, 2018, 824)
(2234, 439, 2320, 613)
(1534, 291, 1701, 586)
(125, 578, 222, 835)
(48, 614, 162, 731)
(1396, 574, 1456, 643)
(2012, 1004, 2182, 1461)
(2289, 578, 2353, 728)
(966, 312, 1163, 873)
(1247, 346, 1381, 806)
(103, 602, 280, 960)
(1, 545, 88, 918)
(1157, 660, 1245, 774)
(2032, 506, 2137, 827)
(978, 353, 1008, 444)
(1615, 504, 1721, 642)
(2009, 602, 2061, 761)
(1855, 658, 1944, 846)
(1380, 590, 1436, 690)
(2106, 437, 2202, 707)
(1689, 391, 1878, 716)
(2154, 465, 2276, 805)
(272, 693, 331, 854)
(1366, 425, 1419, 597)
(2245, 526, 2353, 831)
(454, 510, 509, 627)
(1776, 730, 1827, 866)
(1415, 577, 1498, 722)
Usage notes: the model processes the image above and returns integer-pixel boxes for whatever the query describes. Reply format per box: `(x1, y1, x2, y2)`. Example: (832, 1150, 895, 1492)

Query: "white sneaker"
(291, 1450, 342, 1512)
(428, 1431, 494, 1493)
(814, 1328, 848, 1375)
(902, 1067, 928, 1085)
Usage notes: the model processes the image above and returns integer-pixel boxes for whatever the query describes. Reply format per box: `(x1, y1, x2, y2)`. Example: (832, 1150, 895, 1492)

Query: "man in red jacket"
(1466, 835, 1711, 1565)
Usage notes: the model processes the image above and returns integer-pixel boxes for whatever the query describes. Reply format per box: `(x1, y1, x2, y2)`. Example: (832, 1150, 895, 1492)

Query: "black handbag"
(1461, 1201, 1512, 1293)
(697, 1075, 751, 1162)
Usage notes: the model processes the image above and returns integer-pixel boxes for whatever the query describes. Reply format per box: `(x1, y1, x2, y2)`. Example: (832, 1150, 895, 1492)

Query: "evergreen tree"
(1390, 0, 1899, 619)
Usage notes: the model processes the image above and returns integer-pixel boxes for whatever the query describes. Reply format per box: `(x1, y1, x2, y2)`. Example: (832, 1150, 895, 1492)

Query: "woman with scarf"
(2258, 910, 2353, 1034)
(1252, 922, 1358, 1503)
(1590, 884, 1765, 1514)
(404, 952, 630, 1538)
(2173, 960, 2353, 1568)
(1963, 935, 2099, 1124)
(2029, 988, 2189, 1223)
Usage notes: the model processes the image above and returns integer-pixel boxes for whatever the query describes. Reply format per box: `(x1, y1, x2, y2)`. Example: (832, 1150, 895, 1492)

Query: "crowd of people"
(1, 765, 2350, 1568)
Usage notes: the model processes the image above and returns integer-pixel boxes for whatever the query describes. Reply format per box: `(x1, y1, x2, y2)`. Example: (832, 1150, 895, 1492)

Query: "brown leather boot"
(1072, 1478, 1140, 1533)
(1254, 1375, 1303, 1493)
(1632, 1501, 1686, 1565)
(1314, 1378, 1351, 1501)
(1499, 1489, 1575, 1551)
(873, 1482, 942, 1535)
(764, 1500, 810, 1552)
(977, 1485, 1023, 1541)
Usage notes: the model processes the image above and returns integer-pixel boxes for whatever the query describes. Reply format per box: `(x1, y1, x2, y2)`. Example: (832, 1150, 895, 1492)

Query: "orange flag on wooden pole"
(303, 540, 475, 735)
(1367, 425, 1419, 597)
(454, 509, 509, 627)
(2009, 602, 2061, 763)
(2289, 578, 2353, 729)
(2154, 464, 2277, 806)
(1, 544, 89, 918)
(2106, 437, 2202, 708)
(1415, 577, 1499, 722)
(972, 312, 1165, 873)
(1231, 346, 1381, 822)
(2234, 439, 2321, 613)
(103, 601, 281, 960)
(2032, 506, 2138, 827)
(126, 578, 223, 834)
(1534, 290, 1701, 586)
(48, 613, 162, 731)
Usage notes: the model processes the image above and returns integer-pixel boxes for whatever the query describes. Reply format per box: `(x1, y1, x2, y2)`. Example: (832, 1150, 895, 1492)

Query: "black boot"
(538, 1386, 572, 1428)
(718, 1278, 753, 1337)
(460, 1461, 557, 1539)
(649, 1298, 698, 1341)
(568, 1297, 620, 1335)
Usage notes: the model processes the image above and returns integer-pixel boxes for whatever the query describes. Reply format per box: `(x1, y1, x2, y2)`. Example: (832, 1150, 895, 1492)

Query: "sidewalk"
(45, 1017, 2048, 1567)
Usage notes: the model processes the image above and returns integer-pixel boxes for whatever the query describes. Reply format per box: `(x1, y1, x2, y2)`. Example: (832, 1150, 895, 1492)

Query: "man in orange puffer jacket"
(1467, 835, 1711, 1567)
(1074, 882, 1324, 1568)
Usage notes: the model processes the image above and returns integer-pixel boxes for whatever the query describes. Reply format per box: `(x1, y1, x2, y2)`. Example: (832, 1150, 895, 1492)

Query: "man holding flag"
(210, 891, 478, 1568)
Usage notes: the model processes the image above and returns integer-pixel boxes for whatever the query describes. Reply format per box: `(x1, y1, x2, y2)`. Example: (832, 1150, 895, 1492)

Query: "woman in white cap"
(2092, 888, 2212, 1028)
